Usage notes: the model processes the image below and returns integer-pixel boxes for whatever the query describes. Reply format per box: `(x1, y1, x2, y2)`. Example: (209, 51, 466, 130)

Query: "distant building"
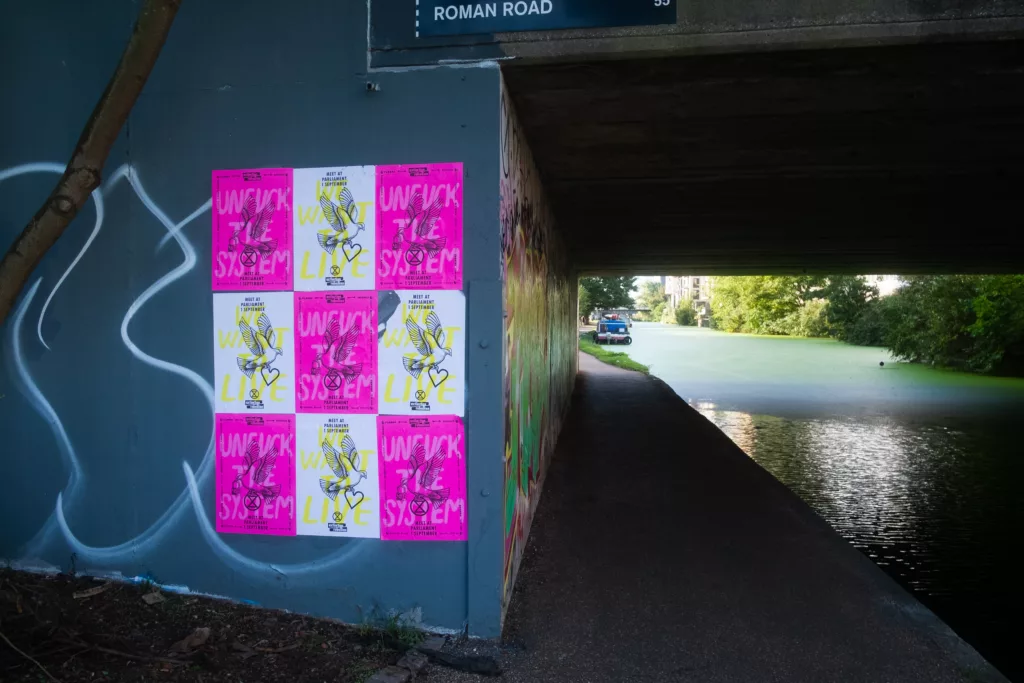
(665, 275, 713, 325)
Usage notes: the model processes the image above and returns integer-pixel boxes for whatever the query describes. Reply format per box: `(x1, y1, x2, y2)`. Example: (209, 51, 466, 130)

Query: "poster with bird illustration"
(377, 290, 465, 416)
(377, 415, 466, 541)
(212, 168, 293, 291)
(376, 163, 463, 290)
(292, 166, 376, 291)
(295, 414, 379, 538)
(215, 414, 296, 536)
(294, 291, 377, 414)
(213, 291, 296, 414)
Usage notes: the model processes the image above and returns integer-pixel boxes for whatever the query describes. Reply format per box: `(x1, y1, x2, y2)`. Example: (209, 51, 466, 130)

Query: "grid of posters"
(211, 164, 466, 541)
(294, 291, 377, 414)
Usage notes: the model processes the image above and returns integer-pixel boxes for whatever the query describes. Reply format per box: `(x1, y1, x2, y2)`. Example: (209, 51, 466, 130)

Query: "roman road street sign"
(413, 0, 676, 37)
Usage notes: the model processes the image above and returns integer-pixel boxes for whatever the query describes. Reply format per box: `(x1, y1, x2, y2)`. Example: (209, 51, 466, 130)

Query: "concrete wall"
(1, 0, 508, 636)
(499, 74, 576, 618)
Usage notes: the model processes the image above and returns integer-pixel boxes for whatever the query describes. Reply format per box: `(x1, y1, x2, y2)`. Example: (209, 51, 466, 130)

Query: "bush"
(650, 301, 666, 322)
(780, 300, 830, 338)
(674, 305, 697, 326)
(879, 275, 1024, 374)
(842, 299, 887, 346)
(823, 275, 878, 341)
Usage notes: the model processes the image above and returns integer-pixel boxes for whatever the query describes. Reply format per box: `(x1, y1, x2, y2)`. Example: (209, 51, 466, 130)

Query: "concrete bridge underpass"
(0, 3, 1020, 680)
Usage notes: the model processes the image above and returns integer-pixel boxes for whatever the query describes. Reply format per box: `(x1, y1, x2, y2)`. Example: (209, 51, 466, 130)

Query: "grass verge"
(578, 333, 649, 373)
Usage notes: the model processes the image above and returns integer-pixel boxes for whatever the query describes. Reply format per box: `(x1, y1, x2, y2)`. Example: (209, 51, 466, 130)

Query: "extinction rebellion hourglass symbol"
(240, 245, 259, 268)
(405, 243, 425, 266)
(244, 490, 262, 511)
(323, 369, 343, 391)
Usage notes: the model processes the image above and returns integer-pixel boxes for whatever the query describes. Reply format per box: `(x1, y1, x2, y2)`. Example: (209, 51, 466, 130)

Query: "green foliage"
(711, 273, 1024, 375)
(634, 281, 666, 321)
(822, 275, 878, 341)
(674, 305, 696, 326)
(878, 275, 1024, 374)
(356, 607, 425, 650)
(636, 281, 665, 309)
(578, 333, 648, 373)
(578, 282, 592, 320)
(579, 276, 637, 313)
(711, 276, 826, 335)
(780, 299, 830, 338)
(842, 299, 888, 346)
(712, 276, 859, 339)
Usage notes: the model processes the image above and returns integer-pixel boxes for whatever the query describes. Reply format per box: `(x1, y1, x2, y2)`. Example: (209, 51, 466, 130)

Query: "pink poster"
(294, 292, 378, 414)
(376, 163, 463, 290)
(377, 415, 467, 541)
(215, 414, 296, 536)
(212, 168, 293, 291)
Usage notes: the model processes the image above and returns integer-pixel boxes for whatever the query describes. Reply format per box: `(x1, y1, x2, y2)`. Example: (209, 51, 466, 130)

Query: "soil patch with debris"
(0, 568, 404, 683)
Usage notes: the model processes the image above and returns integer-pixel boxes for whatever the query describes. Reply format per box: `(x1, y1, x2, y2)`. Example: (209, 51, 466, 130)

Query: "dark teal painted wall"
(0, 0, 506, 636)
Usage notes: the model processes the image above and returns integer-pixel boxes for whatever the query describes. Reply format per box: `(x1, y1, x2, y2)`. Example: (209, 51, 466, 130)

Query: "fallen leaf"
(232, 640, 258, 660)
(74, 583, 112, 599)
(170, 627, 211, 653)
(142, 591, 166, 605)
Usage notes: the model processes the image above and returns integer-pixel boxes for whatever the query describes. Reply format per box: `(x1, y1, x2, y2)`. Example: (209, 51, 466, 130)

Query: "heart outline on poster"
(345, 489, 366, 510)
(343, 243, 363, 262)
(428, 366, 449, 388)
(261, 366, 281, 387)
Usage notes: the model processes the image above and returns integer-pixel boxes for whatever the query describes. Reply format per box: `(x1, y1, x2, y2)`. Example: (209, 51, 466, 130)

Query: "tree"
(880, 275, 1024, 374)
(578, 281, 593, 321)
(674, 305, 696, 326)
(634, 281, 666, 321)
(0, 0, 181, 326)
(635, 281, 666, 311)
(579, 276, 637, 312)
(710, 275, 831, 337)
(822, 275, 877, 341)
(711, 276, 808, 334)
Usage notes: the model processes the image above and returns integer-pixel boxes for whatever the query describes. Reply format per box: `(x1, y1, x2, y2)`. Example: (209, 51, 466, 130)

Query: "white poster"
(293, 166, 376, 292)
(213, 291, 295, 414)
(295, 413, 380, 538)
(377, 290, 465, 416)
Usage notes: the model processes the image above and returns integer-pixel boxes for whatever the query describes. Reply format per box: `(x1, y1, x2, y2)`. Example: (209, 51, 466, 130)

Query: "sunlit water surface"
(622, 323, 1024, 680)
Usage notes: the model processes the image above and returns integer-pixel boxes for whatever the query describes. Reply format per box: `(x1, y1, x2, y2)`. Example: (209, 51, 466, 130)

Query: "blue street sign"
(414, 0, 676, 37)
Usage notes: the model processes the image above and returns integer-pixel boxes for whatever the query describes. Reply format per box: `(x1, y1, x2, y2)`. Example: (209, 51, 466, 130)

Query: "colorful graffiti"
(500, 76, 577, 617)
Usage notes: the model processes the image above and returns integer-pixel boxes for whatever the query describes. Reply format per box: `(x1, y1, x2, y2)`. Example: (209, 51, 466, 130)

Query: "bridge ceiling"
(501, 41, 1024, 275)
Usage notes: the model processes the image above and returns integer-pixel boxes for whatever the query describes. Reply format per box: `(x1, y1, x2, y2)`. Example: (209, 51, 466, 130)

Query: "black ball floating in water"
(879, 361, 885, 367)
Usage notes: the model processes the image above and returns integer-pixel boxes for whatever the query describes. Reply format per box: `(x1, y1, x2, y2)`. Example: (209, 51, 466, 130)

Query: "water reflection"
(696, 404, 1024, 680)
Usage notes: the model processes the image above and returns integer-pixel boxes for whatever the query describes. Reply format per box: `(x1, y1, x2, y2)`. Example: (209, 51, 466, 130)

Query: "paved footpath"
(428, 353, 1007, 683)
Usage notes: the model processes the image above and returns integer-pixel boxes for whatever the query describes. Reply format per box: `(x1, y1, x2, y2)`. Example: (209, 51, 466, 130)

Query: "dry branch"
(0, 0, 181, 325)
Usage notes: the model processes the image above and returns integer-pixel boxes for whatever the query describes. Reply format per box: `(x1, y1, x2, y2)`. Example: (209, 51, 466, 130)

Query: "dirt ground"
(0, 568, 407, 682)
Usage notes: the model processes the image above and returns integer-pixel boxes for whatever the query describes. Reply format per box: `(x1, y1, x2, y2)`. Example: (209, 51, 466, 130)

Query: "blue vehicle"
(593, 320, 632, 345)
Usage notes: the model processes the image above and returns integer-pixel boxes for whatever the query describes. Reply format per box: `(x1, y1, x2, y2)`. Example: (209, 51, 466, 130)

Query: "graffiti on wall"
(0, 162, 375, 582)
(499, 77, 577, 615)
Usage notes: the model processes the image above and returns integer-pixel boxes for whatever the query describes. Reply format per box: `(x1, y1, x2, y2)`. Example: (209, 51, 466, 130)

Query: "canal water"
(622, 323, 1024, 681)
